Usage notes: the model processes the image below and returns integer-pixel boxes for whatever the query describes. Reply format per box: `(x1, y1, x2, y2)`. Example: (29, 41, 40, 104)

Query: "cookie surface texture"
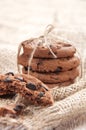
(0, 73, 54, 106)
(29, 68, 79, 83)
(18, 54, 80, 72)
(22, 36, 76, 58)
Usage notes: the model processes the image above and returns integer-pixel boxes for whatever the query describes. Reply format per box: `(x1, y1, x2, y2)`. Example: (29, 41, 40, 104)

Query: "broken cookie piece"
(0, 73, 54, 106)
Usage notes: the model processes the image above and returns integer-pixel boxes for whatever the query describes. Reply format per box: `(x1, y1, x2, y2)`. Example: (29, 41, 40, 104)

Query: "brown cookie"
(21, 36, 76, 58)
(19, 54, 80, 72)
(28, 68, 79, 83)
(45, 80, 75, 88)
(0, 73, 53, 106)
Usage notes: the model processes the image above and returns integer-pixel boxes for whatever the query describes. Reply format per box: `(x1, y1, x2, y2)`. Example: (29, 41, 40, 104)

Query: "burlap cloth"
(0, 30, 86, 130)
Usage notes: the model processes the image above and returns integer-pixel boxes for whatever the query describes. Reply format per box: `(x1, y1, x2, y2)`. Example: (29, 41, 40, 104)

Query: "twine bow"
(17, 24, 57, 74)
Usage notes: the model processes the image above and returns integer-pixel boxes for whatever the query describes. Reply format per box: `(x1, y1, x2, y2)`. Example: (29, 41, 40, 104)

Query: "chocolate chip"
(48, 52, 52, 55)
(54, 52, 57, 55)
(50, 45, 52, 47)
(26, 83, 36, 90)
(5, 72, 14, 76)
(0, 93, 16, 99)
(43, 86, 48, 91)
(37, 59, 42, 65)
(37, 63, 40, 70)
(40, 85, 48, 91)
(3, 77, 13, 83)
(26, 93, 32, 96)
(37, 62, 41, 66)
(55, 67, 62, 73)
(24, 66, 28, 71)
(13, 104, 24, 112)
(38, 92, 45, 97)
(15, 77, 24, 82)
(69, 68, 72, 71)
(24, 66, 32, 71)
(67, 57, 70, 60)
(37, 61, 42, 69)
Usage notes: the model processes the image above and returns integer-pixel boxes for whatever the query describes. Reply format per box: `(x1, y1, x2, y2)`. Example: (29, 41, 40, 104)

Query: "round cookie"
(18, 54, 80, 72)
(21, 36, 76, 58)
(45, 80, 75, 88)
(28, 68, 79, 83)
(0, 73, 53, 106)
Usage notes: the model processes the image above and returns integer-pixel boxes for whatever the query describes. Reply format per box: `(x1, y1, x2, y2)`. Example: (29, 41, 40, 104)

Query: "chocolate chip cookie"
(28, 68, 79, 83)
(19, 54, 80, 72)
(45, 80, 75, 88)
(21, 36, 76, 58)
(0, 73, 53, 106)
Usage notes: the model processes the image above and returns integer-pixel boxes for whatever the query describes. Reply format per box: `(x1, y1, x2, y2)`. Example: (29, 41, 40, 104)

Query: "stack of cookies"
(18, 36, 80, 88)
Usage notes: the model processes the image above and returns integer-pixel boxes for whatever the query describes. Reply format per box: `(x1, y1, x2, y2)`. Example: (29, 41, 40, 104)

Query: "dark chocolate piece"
(0, 93, 16, 99)
(13, 104, 24, 112)
(37, 59, 43, 68)
(55, 67, 62, 73)
(3, 77, 13, 83)
(38, 92, 45, 97)
(40, 85, 48, 91)
(24, 66, 28, 71)
(26, 83, 36, 90)
(15, 77, 24, 82)
(5, 72, 14, 76)
(24, 66, 32, 71)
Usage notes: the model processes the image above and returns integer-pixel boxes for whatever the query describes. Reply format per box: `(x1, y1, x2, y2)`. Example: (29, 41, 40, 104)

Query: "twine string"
(44, 24, 57, 58)
(28, 25, 57, 74)
(27, 38, 41, 74)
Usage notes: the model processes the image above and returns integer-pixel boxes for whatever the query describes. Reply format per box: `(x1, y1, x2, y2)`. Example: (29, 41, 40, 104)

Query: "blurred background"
(0, 1, 86, 129)
(0, 0, 86, 45)
(0, 0, 86, 74)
